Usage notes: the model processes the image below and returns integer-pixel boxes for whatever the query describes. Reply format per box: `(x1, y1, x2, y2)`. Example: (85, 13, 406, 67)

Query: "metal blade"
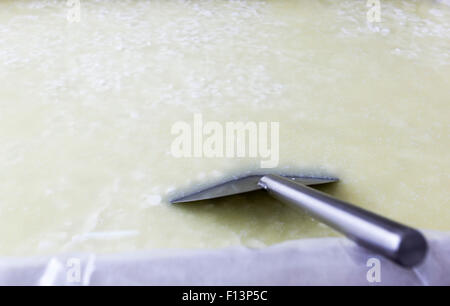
(171, 175, 338, 204)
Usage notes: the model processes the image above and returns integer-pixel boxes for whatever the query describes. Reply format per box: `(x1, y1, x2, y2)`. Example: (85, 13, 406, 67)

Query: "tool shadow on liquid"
(173, 188, 339, 243)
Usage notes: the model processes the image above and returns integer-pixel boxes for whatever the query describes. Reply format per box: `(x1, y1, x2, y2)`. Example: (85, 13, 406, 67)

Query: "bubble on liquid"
(141, 194, 162, 207)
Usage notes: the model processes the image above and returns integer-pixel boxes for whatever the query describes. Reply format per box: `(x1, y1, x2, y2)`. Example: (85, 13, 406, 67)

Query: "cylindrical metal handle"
(258, 174, 428, 267)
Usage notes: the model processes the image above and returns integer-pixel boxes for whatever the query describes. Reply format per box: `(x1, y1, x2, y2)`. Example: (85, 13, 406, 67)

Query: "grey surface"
(0, 231, 449, 285)
(171, 174, 337, 203)
(259, 175, 428, 267)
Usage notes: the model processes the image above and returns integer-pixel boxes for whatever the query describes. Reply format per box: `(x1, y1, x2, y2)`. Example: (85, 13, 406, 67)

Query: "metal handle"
(258, 174, 428, 267)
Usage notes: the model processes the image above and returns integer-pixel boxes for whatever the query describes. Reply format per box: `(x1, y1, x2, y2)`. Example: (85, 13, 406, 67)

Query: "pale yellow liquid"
(0, 0, 449, 256)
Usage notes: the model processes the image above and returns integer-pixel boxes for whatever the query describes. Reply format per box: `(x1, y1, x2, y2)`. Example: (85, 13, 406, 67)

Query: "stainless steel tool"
(171, 174, 428, 267)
